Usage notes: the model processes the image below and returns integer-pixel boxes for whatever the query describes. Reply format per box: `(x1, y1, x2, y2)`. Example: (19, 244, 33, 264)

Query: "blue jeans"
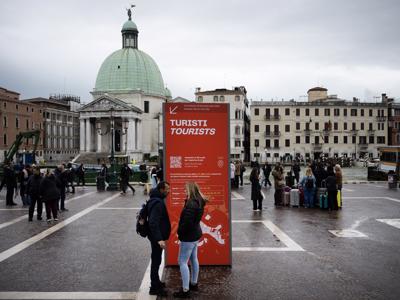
(178, 241, 199, 290)
(304, 188, 315, 208)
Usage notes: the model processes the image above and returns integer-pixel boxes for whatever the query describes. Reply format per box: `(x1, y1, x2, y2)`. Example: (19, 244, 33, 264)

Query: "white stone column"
(97, 119, 102, 152)
(80, 119, 85, 152)
(85, 118, 92, 152)
(137, 119, 142, 151)
(127, 118, 136, 152)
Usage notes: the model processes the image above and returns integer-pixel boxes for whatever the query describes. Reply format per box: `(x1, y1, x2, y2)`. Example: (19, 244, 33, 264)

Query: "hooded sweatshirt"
(147, 188, 171, 242)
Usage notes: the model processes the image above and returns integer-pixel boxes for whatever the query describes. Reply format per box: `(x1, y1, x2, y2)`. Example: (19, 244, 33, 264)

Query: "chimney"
(195, 87, 201, 93)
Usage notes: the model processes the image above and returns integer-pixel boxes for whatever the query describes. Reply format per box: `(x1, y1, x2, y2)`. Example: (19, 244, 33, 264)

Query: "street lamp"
(107, 107, 118, 191)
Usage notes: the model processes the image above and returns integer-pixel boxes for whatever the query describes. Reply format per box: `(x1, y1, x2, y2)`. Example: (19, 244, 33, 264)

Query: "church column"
(121, 119, 126, 153)
(80, 118, 85, 152)
(127, 118, 136, 152)
(85, 118, 92, 152)
(96, 118, 102, 152)
(137, 119, 142, 151)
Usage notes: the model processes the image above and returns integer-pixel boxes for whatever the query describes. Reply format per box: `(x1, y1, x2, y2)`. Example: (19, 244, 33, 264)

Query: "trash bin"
(388, 173, 397, 189)
(97, 175, 105, 191)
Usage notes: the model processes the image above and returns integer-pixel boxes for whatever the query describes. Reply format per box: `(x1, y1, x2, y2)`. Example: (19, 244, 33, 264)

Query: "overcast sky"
(1, 0, 399, 103)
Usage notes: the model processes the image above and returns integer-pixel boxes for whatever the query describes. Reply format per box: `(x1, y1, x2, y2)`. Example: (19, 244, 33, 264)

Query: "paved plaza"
(0, 182, 400, 300)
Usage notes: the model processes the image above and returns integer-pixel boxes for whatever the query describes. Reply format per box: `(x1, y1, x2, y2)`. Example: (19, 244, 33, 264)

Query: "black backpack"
(136, 202, 150, 237)
(305, 177, 314, 189)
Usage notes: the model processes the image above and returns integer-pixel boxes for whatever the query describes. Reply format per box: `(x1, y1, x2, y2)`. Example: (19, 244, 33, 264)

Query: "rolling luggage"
(283, 191, 290, 206)
(291, 189, 300, 207)
(298, 186, 305, 207)
(319, 193, 328, 209)
(96, 176, 105, 191)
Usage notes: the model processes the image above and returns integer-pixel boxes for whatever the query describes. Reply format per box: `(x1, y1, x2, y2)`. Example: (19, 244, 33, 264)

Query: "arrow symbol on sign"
(169, 106, 178, 115)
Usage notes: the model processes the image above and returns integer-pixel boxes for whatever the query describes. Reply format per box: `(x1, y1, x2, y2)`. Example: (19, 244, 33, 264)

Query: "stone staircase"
(72, 152, 110, 165)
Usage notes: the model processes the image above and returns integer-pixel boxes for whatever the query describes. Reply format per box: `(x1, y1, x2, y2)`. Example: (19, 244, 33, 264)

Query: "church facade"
(79, 12, 171, 162)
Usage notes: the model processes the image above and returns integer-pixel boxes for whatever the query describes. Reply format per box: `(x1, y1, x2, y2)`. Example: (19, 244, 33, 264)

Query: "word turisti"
(169, 119, 216, 135)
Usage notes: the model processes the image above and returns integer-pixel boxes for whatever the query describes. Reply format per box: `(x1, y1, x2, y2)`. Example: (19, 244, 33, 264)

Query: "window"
(26, 119, 29, 129)
(274, 139, 279, 148)
(315, 122, 319, 130)
(382, 123, 385, 131)
(296, 108, 300, 116)
(324, 108, 330, 116)
(16, 104, 19, 110)
(220, 96, 224, 102)
(369, 109, 373, 117)
(285, 139, 290, 147)
(265, 108, 270, 116)
(235, 96, 240, 101)
(344, 136, 348, 144)
(334, 136, 338, 144)
(274, 108, 279, 116)
(255, 108, 259, 116)
(315, 136, 320, 144)
(3, 116, 7, 128)
(3, 102, 6, 108)
(305, 136, 310, 144)
(351, 109, 357, 116)
(343, 109, 347, 116)
(334, 108, 340, 116)
(378, 123, 381, 130)
(315, 108, 319, 116)
(344, 123, 347, 130)
(361, 109, 364, 117)
(285, 124, 290, 132)
(369, 123, 373, 130)
(285, 108, 290, 116)
(324, 136, 329, 143)
(369, 136, 374, 144)
(352, 136, 356, 144)
(235, 140, 241, 147)
(255, 139, 259, 147)
(352, 123, 356, 130)
(361, 123, 364, 130)
(296, 136, 300, 144)
(305, 122, 310, 130)
(274, 125, 279, 134)
(305, 108, 309, 116)
(213, 96, 218, 102)
(144, 101, 149, 113)
(265, 139, 271, 148)
(235, 126, 241, 135)
(334, 122, 338, 130)
(296, 122, 300, 130)
(377, 136, 385, 144)
(197, 96, 203, 102)
(3, 134, 6, 145)
(254, 125, 259, 132)
(16, 117, 19, 128)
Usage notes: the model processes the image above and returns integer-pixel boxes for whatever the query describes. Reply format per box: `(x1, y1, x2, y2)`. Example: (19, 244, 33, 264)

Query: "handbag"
(337, 190, 342, 208)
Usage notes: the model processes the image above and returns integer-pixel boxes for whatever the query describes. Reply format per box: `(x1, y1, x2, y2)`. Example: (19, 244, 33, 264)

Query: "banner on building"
(163, 102, 231, 266)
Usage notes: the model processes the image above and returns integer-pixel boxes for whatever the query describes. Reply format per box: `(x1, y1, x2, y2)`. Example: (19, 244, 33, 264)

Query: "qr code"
(170, 156, 182, 168)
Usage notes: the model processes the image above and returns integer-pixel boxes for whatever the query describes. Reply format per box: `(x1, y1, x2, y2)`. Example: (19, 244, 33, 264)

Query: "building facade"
(23, 95, 80, 163)
(0, 87, 44, 162)
(195, 87, 250, 161)
(250, 88, 389, 162)
(79, 11, 171, 163)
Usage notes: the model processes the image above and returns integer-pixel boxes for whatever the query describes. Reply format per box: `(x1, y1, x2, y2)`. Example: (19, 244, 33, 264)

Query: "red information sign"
(164, 103, 231, 266)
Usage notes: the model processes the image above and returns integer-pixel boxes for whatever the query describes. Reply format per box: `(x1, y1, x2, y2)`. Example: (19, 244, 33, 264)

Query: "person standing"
(239, 161, 246, 187)
(77, 163, 85, 186)
(0, 162, 18, 206)
(262, 162, 272, 187)
(65, 163, 75, 193)
(230, 161, 235, 188)
(99, 164, 109, 190)
(54, 165, 68, 211)
(147, 181, 171, 296)
(27, 166, 43, 221)
(19, 165, 31, 207)
(335, 164, 343, 208)
(120, 163, 135, 195)
(271, 163, 284, 206)
(173, 182, 208, 298)
(40, 170, 61, 223)
(300, 167, 316, 208)
(325, 166, 338, 211)
(250, 167, 263, 211)
(292, 161, 301, 184)
(234, 161, 241, 188)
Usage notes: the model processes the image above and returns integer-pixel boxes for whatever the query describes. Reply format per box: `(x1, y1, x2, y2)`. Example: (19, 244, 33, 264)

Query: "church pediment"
(79, 96, 142, 113)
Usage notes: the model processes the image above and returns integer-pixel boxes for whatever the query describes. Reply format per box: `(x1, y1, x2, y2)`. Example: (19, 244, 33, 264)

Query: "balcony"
(376, 116, 387, 122)
(264, 115, 281, 121)
(264, 131, 281, 137)
(323, 129, 331, 136)
(358, 143, 368, 150)
(367, 129, 375, 135)
(304, 129, 311, 136)
(312, 143, 322, 151)
(350, 130, 358, 136)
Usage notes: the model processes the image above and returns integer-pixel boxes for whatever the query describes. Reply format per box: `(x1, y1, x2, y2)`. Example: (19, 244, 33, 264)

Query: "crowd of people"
(0, 162, 83, 222)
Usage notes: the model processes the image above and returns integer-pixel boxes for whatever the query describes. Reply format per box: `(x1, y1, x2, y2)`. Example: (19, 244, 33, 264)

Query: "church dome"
(93, 15, 166, 98)
(94, 48, 165, 97)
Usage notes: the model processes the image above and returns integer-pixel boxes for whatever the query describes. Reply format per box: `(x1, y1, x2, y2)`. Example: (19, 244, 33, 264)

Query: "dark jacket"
(325, 174, 337, 192)
(177, 197, 205, 242)
(0, 166, 17, 189)
(250, 176, 262, 201)
(120, 165, 132, 180)
(147, 188, 171, 242)
(26, 174, 43, 198)
(54, 169, 68, 188)
(39, 174, 61, 202)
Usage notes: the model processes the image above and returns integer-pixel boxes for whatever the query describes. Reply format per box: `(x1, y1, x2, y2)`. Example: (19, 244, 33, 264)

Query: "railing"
(304, 129, 311, 136)
(350, 130, 358, 135)
(376, 116, 386, 122)
(323, 129, 330, 136)
(264, 115, 281, 121)
(358, 143, 368, 150)
(312, 143, 322, 150)
(264, 131, 281, 137)
(367, 129, 375, 135)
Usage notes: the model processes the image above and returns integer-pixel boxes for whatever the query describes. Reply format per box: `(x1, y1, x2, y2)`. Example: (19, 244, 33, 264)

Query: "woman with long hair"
(300, 167, 316, 208)
(250, 167, 263, 211)
(174, 182, 208, 298)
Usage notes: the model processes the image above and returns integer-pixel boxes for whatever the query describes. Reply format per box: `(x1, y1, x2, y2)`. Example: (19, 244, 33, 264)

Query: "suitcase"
(291, 189, 300, 207)
(298, 186, 305, 207)
(316, 187, 327, 208)
(319, 193, 328, 209)
(283, 192, 290, 206)
(96, 176, 105, 191)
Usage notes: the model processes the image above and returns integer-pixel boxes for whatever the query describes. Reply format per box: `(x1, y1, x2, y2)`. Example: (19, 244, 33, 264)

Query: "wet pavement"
(0, 182, 399, 300)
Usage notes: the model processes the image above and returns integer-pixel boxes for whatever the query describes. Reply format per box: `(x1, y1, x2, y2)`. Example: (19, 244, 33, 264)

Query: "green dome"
(165, 87, 172, 98)
(94, 48, 166, 97)
(122, 20, 137, 31)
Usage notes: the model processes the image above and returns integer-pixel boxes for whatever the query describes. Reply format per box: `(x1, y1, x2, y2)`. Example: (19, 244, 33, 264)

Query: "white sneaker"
(54, 218, 58, 221)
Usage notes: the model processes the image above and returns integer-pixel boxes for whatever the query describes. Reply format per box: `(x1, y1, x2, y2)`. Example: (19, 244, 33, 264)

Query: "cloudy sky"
(1, 0, 399, 103)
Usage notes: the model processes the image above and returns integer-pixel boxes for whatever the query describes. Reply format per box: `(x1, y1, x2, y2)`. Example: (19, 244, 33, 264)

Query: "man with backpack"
(144, 181, 171, 296)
